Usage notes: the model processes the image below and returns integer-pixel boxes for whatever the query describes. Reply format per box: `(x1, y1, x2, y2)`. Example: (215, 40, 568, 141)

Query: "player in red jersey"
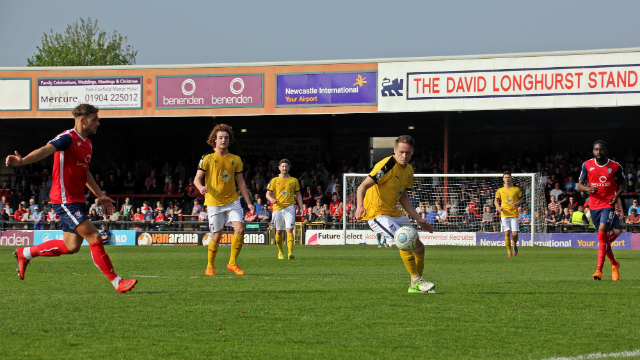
(577, 140, 625, 281)
(5, 104, 137, 293)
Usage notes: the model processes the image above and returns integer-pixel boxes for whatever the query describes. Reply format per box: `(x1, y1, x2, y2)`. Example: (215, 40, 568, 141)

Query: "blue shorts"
(52, 203, 89, 234)
(590, 208, 620, 231)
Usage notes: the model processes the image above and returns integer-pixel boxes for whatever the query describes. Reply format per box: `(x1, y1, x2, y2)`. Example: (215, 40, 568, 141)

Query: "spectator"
(626, 208, 640, 233)
(244, 208, 258, 222)
(254, 182, 267, 203)
(302, 186, 314, 208)
(462, 207, 476, 227)
(258, 206, 271, 223)
(519, 208, 531, 232)
(314, 186, 324, 205)
(635, 177, 640, 193)
(1, 208, 10, 221)
(3, 202, 13, 217)
(21, 208, 32, 224)
(90, 198, 104, 216)
(331, 203, 344, 222)
(425, 207, 438, 224)
(89, 209, 101, 222)
(312, 199, 323, 216)
(329, 194, 342, 214)
(564, 176, 576, 191)
(143, 209, 155, 223)
(318, 209, 330, 223)
(145, 170, 157, 191)
(437, 204, 450, 224)
(423, 201, 433, 214)
(32, 206, 44, 230)
(191, 200, 202, 221)
(325, 175, 338, 195)
(167, 208, 180, 225)
(41, 200, 51, 216)
(409, 190, 419, 208)
(254, 197, 265, 215)
(132, 208, 144, 222)
(0, 180, 10, 198)
(28, 198, 37, 213)
(548, 195, 562, 215)
(39, 181, 50, 203)
(545, 209, 557, 227)
(556, 208, 572, 231)
(123, 172, 136, 194)
(566, 197, 579, 212)
(47, 207, 58, 228)
(550, 183, 563, 202)
(148, 178, 162, 194)
(628, 199, 640, 215)
(100, 224, 111, 244)
(14, 203, 25, 221)
(120, 198, 134, 220)
(156, 210, 166, 222)
(481, 205, 494, 231)
(18, 181, 32, 203)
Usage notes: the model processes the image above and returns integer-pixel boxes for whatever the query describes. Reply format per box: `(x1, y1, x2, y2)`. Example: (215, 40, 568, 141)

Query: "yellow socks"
(275, 234, 284, 254)
(505, 233, 512, 254)
(228, 234, 244, 265)
(414, 252, 425, 277)
(399, 250, 419, 277)
(287, 233, 294, 254)
(513, 233, 519, 247)
(207, 241, 219, 267)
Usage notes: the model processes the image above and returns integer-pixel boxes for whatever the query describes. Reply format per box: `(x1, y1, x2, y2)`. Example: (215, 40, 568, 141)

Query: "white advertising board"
(305, 230, 476, 246)
(37, 76, 142, 110)
(0, 78, 30, 110)
(379, 52, 640, 112)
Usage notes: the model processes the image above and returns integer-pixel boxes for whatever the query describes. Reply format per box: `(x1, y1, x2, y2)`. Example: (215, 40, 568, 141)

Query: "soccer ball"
(393, 226, 419, 251)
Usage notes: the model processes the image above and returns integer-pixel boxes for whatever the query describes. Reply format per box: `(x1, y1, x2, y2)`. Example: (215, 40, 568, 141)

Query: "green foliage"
(0, 245, 639, 359)
(27, 18, 137, 66)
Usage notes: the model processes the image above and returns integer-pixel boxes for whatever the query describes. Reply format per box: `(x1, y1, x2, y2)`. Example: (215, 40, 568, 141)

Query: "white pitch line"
(542, 349, 640, 360)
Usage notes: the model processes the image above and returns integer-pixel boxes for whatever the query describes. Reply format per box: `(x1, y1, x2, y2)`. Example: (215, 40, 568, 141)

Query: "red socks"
(606, 233, 619, 265)
(89, 241, 118, 281)
(29, 240, 71, 257)
(597, 231, 608, 271)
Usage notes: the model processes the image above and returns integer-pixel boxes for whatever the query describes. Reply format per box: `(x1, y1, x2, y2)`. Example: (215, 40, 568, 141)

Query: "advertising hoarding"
(0, 231, 34, 246)
(0, 78, 31, 111)
(379, 52, 640, 112)
(136, 231, 269, 246)
(156, 74, 263, 108)
(37, 77, 142, 110)
(276, 72, 377, 106)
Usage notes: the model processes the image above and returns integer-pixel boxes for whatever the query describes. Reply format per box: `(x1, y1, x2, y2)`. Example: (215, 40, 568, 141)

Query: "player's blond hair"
(395, 135, 415, 148)
(207, 124, 235, 147)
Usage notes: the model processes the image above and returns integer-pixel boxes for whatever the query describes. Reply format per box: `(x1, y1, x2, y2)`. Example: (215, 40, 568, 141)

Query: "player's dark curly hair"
(207, 124, 235, 147)
(71, 104, 99, 118)
(593, 140, 608, 149)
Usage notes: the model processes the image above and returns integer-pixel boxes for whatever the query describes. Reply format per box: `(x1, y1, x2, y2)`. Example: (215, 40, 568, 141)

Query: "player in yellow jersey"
(355, 135, 436, 294)
(494, 171, 522, 257)
(194, 124, 255, 276)
(266, 159, 304, 260)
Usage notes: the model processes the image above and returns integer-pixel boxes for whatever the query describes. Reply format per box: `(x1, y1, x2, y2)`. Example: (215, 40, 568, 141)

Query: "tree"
(27, 18, 137, 66)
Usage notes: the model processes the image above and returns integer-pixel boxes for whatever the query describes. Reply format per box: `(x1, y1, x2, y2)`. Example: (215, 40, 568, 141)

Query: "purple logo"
(277, 72, 377, 106)
(157, 75, 263, 108)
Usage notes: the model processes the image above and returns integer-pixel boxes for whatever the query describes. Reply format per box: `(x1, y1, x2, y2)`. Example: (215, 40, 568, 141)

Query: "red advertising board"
(0, 231, 34, 246)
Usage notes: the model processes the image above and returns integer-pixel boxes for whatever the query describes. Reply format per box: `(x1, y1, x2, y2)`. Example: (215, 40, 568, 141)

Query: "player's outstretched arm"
(399, 190, 433, 233)
(355, 176, 375, 220)
(5, 144, 57, 167)
(86, 171, 116, 215)
(236, 173, 255, 213)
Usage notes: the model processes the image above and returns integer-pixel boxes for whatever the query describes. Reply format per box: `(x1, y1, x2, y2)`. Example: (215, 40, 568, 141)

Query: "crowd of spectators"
(2, 145, 640, 233)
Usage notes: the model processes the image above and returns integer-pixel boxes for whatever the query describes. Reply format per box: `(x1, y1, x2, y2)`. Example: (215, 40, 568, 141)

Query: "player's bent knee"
(413, 240, 425, 254)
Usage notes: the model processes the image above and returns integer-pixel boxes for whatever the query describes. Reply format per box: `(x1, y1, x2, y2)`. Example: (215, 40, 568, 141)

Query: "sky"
(1, 0, 639, 67)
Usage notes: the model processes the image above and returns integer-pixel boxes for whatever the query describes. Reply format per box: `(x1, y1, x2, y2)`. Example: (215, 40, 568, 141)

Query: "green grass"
(1, 245, 639, 360)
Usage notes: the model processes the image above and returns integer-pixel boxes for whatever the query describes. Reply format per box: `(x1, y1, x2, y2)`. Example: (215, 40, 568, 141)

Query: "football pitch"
(1, 245, 639, 360)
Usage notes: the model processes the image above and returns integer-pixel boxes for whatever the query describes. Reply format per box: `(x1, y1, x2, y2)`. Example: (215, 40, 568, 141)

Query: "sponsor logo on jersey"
(220, 169, 232, 183)
(230, 160, 235, 166)
(590, 167, 595, 171)
(599, 176, 607, 183)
